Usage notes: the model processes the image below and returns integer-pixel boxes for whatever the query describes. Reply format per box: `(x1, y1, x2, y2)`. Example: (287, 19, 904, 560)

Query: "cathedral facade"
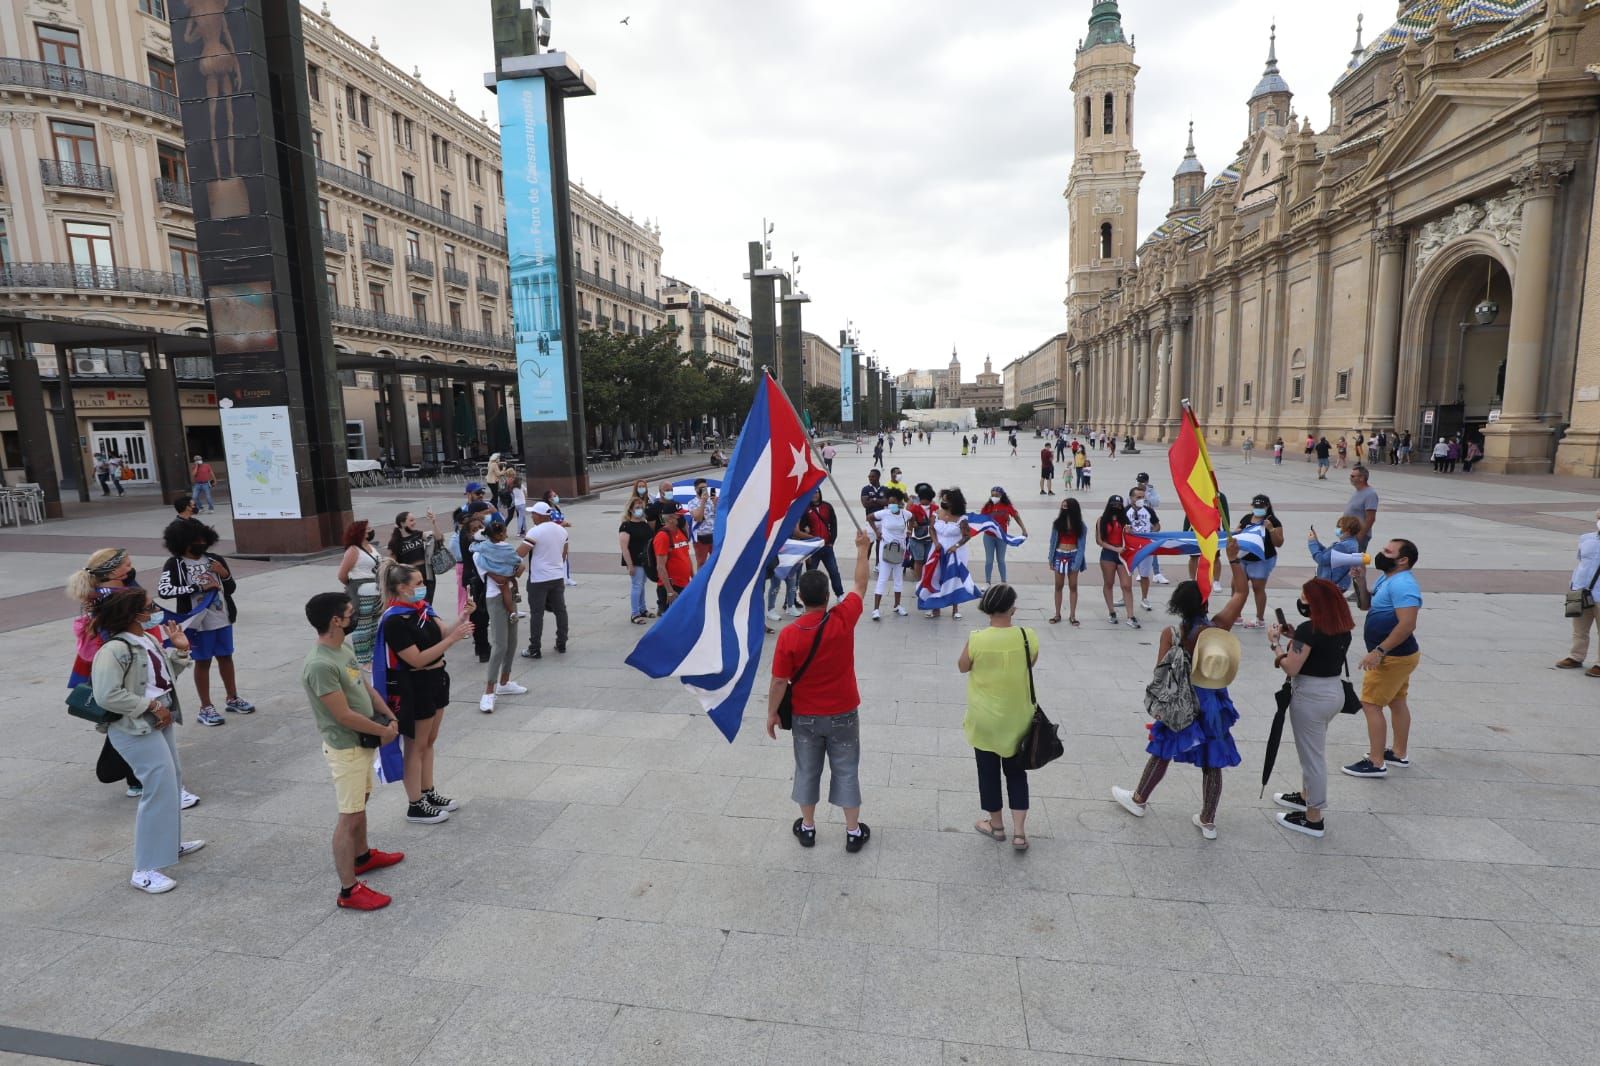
(1064, 0, 1600, 474)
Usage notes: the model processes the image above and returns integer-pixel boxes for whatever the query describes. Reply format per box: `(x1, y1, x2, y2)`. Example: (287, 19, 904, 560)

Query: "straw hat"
(1190, 628, 1241, 689)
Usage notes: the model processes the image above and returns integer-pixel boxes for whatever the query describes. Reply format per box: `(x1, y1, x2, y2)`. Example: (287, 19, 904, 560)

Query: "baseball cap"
(464, 481, 485, 494)
(531, 501, 553, 516)
(1136, 472, 1149, 482)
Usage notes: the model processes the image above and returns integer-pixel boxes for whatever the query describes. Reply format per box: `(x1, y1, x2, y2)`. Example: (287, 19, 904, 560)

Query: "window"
(1083, 97, 1091, 138)
(590, 223, 600, 246)
(1099, 222, 1113, 260)
(466, 153, 477, 183)
(307, 63, 320, 102)
(625, 273, 631, 290)
(0, 219, 8, 269)
(405, 230, 421, 258)
(1261, 152, 1269, 175)
(359, 93, 371, 127)
(169, 235, 199, 279)
(1242, 381, 1253, 405)
(1335, 370, 1351, 399)
(1291, 376, 1304, 402)
(1103, 92, 1114, 135)
(318, 198, 331, 230)
(147, 56, 176, 95)
(156, 142, 187, 184)
(592, 256, 600, 275)
(473, 205, 484, 228)
(50, 120, 98, 167)
(432, 136, 450, 168)
(439, 189, 452, 214)
(481, 309, 493, 333)
(401, 172, 415, 198)
(325, 270, 339, 303)
(356, 151, 372, 179)
(138, 0, 166, 16)
(392, 112, 403, 143)
(37, 25, 83, 67)
(610, 267, 617, 285)
(368, 282, 386, 313)
(362, 214, 380, 245)
(402, 118, 413, 149)
(1215, 385, 1224, 407)
(1126, 92, 1132, 133)
(411, 292, 427, 321)
(442, 243, 457, 270)
(449, 301, 462, 328)
(345, 85, 357, 117)
(476, 255, 488, 278)
(65, 220, 114, 273)
(624, 243, 633, 265)
(607, 234, 617, 255)
(311, 129, 323, 158)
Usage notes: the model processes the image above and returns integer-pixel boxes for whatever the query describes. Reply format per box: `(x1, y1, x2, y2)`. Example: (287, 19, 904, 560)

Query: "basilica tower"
(1065, 1, 1143, 321)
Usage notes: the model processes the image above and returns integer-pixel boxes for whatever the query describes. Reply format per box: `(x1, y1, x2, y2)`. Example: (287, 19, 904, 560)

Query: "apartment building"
(660, 276, 742, 373)
(799, 331, 841, 393)
(571, 184, 663, 340)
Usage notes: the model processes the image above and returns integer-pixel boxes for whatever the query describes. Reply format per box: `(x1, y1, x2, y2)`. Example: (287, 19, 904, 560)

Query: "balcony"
(475, 275, 499, 296)
(314, 157, 505, 249)
(629, 324, 641, 336)
(573, 266, 663, 311)
(578, 308, 593, 322)
(0, 261, 203, 300)
(0, 58, 180, 122)
(361, 241, 394, 266)
(323, 229, 348, 253)
(154, 177, 191, 209)
(406, 255, 434, 278)
(40, 159, 114, 194)
(330, 302, 510, 351)
(442, 265, 469, 287)
(596, 315, 611, 329)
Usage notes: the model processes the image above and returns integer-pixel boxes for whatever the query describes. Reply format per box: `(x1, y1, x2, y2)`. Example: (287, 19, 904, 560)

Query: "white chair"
(11, 485, 44, 523)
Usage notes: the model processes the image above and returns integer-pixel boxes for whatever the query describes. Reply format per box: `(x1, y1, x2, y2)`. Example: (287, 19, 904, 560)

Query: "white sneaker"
(894, 605, 908, 616)
(178, 839, 206, 857)
(785, 606, 801, 617)
(1141, 599, 1153, 610)
(180, 790, 199, 810)
(565, 579, 579, 587)
(495, 681, 528, 695)
(871, 608, 882, 621)
(1192, 813, 1218, 840)
(513, 610, 529, 619)
(766, 608, 781, 621)
(952, 609, 963, 619)
(479, 694, 496, 713)
(1153, 573, 1171, 585)
(1111, 786, 1146, 817)
(126, 786, 143, 798)
(131, 869, 176, 894)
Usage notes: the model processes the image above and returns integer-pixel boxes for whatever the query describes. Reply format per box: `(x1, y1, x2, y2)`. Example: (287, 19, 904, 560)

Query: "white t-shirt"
(131, 632, 172, 702)
(874, 508, 909, 547)
(523, 522, 569, 583)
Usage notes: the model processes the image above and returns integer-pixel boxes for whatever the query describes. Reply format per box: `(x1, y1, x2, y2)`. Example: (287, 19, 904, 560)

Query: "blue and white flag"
(1232, 525, 1267, 560)
(964, 513, 1027, 548)
(671, 478, 722, 507)
(370, 601, 433, 784)
(917, 547, 981, 611)
(772, 537, 825, 580)
(627, 378, 827, 741)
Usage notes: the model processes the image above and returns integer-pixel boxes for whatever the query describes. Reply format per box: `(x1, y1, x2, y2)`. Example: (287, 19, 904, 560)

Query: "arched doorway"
(1409, 252, 1511, 454)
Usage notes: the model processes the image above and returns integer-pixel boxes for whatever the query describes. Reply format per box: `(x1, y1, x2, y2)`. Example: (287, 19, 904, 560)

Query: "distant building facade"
(660, 277, 742, 373)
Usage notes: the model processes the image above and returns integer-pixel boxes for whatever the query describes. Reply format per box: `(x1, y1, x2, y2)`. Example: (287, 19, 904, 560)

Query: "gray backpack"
(1144, 626, 1199, 732)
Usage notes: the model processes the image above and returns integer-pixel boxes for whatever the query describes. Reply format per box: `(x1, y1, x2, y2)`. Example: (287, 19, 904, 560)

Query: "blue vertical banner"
(498, 77, 568, 422)
(839, 344, 855, 423)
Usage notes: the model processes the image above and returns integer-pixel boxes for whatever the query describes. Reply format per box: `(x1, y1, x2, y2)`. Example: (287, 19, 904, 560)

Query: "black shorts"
(387, 667, 451, 738)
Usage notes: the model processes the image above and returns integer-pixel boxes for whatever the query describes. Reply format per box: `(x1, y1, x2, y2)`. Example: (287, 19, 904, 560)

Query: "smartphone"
(1274, 608, 1288, 628)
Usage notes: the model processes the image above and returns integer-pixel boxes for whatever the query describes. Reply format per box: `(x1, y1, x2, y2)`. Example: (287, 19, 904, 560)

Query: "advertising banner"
(840, 344, 855, 423)
(498, 77, 568, 422)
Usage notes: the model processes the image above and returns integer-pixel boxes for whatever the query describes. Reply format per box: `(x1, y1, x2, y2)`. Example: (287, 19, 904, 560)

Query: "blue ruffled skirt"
(1146, 686, 1242, 769)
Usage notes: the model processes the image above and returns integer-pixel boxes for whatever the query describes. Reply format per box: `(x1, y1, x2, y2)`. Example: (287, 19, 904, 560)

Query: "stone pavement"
(0, 433, 1597, 1065)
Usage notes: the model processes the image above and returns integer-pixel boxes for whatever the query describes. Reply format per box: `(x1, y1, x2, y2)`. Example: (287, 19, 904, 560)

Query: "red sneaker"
(336, 881, 391, 911)
(354, 849, 405, 875)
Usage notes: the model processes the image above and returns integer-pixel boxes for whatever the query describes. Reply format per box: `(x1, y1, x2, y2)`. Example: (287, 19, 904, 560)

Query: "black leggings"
(1134, 756, 1222, 824)
(975, 748, 1029, 812)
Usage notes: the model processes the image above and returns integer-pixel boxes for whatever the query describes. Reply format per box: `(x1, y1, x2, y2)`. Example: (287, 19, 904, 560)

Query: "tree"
(805, 385, 841, 429)
(1011, 402, 1035, 425)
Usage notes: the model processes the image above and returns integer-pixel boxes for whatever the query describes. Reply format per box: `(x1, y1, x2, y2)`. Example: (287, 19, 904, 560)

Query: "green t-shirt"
(301, 642, 380, 749)
(963, 626, 1039, 758)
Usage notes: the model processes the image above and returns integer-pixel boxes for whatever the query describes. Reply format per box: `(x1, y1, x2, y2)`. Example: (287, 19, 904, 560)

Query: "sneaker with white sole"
(180, 790, 199, 810)
(1126, 617, 1142, 630)
(405, 799, 450, 823)
(224, 696, 255, 714)
(131, 869, 176, 894)
(766, 608, 781, 621)
(894, 605, 908, 616)
(1276, 810, 1325, 838)
(1384, 749, 1411, 767)
(1111, 786, 1146, 817)
(1341, 757, 1387, 778)
(1141, 599, 1153, 611)
(495, 681, 528, 695)
(1192, 813, 1217, 840)
(1153, 573, 1171, 585)
(178, 839, 206, 857)
(871, 608, 881, 621)
(196, 706, 225, 726)
(479, 694, 496, 713)
(1273, 791, 1308, 812)
(423, 788, 459, 812)
(126, 786, 143, 798)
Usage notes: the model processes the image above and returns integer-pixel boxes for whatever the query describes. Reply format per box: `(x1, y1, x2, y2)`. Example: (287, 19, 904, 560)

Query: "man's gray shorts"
(791, 710, 862, 808)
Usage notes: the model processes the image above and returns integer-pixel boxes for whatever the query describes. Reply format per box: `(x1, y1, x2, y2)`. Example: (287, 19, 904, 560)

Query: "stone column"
(1165, 312, 1189, 432)
(1134, 330, 1149, 438)
(1485, 162, 1572, 472)
(386, 374, 413, 467)
(1155, 328, 1174, 441)
(1558, 153, 1600, 475)
(3, 346, 65, 518)
(1366, 227, 1407, 430)
(142, 341, 192, 504)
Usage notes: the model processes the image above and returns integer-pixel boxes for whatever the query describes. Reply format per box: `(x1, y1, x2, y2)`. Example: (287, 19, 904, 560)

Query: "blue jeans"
(767, 570, 798, 610)
(982, 536, 1008, 582)
(629, 565, 649, 616)
(805, 545, 844, 596)
(791, 710, 862, 808)
(192, 482, 214, 510)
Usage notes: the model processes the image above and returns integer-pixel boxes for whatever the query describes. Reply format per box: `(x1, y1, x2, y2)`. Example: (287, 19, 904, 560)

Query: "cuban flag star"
(626, 376, 827, 741)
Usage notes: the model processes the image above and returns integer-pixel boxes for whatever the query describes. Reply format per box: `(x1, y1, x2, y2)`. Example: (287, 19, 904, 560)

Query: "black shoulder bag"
(774, 610, 830, 731)
(1340, 655, 1362, 715)
(1016, 629, 1064, 770)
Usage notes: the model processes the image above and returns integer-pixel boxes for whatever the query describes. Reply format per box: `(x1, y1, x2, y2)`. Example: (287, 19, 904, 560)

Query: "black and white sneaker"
(1276, 811, 1325, 838)
(1384, 749, 1411, 768)
(792, 818, 815, 848)
(423, 789, 459, 812)
(1341, 757, 1387, 779)
(1273, 791, 1308, 812)
(845, 822, 872, 853)
(405, 800, 451, 824)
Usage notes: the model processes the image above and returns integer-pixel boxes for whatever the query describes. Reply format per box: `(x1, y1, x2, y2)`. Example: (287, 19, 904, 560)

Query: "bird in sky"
(620, 16, 630, 25)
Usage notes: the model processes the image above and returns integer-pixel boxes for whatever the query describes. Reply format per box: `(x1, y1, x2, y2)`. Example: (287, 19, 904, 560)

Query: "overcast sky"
(328, 0, 1371, 376)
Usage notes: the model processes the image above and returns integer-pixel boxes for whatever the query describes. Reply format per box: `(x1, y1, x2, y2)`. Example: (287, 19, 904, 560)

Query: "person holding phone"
(88, 588, 206, 894)
(302, 592, 405, 910)
(1268, 579, 1355, 838)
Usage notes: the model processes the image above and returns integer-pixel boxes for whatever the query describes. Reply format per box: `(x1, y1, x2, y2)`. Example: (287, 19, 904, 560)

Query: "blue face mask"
(406, 587, 427, 603)
(1253, 507, 1267, 518)
(146, 609, 165, 627)
(888, 503, 902, 515)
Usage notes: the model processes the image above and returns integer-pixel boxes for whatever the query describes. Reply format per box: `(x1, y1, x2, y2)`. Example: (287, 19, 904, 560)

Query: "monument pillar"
(1366, 228, 1407, 432)
(142, 340, 192, 504)
(745, 243, 781, 381)
(778, 277, 808, 416)
(3, 345, 64, 517)
(1165, 311, 1190, 436)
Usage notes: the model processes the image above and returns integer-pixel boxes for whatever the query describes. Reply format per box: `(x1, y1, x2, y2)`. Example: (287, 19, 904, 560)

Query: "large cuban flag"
(964, 513, 1027, 548)
(672, 478, 722, 507)
(917, 547, 980, 611)
(626, 376, 827, 741)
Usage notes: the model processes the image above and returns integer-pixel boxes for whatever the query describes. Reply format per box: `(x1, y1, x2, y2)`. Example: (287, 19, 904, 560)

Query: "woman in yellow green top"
(958, 583, 1039, 850)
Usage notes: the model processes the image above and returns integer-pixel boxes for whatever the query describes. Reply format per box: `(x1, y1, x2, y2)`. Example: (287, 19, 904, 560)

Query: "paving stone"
(1179, 972, 1375, 1066)
(1335, 985, 1558, 1066)
(560, 918, 727, 1012)
(938, 883, 1083, 960)
(863, 944, 1028, 1047)
(413, 991, 619, 1066)
(703, 930, 868, 1028)
(1068, 893, 1240, 974)
(588, 1005, 773, 1066)
(0, 937, 208, 1038)
(665, 862, 811, 935)
(800, 873, 940, 948)
(1505, 994, 1600, 1065)
(542, 852, 694, 922)
(1018, 957, 1206, 1063)
(1208, 902, 1401, 982)
(1352, 913, 1569, 998)
(767, 1023, 942, 1065)
(1364, 857, 1557, 921)
(249, 971, 469, 1066)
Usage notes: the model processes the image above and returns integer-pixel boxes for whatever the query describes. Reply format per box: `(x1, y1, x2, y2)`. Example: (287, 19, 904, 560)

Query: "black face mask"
(1374, 553, 1398, 573)
(1296, 600, 1310, 618)
(366, 531, 377, 542)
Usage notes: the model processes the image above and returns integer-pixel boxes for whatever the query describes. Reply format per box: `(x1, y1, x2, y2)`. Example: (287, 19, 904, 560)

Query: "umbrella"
(1260, 679, 1293, 798)
(490, 401, 512, 453)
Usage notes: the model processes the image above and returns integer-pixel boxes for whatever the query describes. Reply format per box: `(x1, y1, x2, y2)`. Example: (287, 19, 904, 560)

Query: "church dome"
(1250, 25, 1291, 100)
(1082, 1, 1127, 50)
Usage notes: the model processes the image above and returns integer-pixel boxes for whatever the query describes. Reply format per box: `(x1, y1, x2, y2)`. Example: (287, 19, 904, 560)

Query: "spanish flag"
(1169, 402, 1223, 598)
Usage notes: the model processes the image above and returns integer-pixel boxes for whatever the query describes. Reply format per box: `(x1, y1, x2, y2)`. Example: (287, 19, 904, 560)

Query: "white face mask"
(551, 495, 560, 506)
(990, 496, 1001, 505)
(633, 509, 645, 519)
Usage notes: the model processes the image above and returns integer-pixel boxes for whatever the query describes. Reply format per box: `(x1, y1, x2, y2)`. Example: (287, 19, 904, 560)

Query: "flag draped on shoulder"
(1169, 404, 1224, 597)
(625, 376, 826, 742)
(963, 513, 1027, 547)
(370, 601, 432, 784)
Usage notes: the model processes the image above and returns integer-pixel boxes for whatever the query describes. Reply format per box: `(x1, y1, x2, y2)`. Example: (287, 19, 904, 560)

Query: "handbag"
(1016, 629, 1063, 770)
(1144, 626, 1200, 731)
(428, 536, 455, 577)
(66, 634, 140, 726)
(880, 540, 905, 566)
(1564, 566, 1600, 617)
(1340, 657, 1362, 715)
(774, 610, 830, 731)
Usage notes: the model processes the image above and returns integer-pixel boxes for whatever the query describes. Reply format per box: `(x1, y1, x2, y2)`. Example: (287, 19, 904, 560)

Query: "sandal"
(1069, 617, 1080, 627)
(974, 820, 1005, 840)
(1011, 834, 1029, 851)
(1049, 615, 1062, 624)
(630, 614, 649, 625)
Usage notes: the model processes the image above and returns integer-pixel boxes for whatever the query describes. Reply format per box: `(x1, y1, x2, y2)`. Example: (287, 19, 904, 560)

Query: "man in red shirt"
(766, 528, 873, 852)
(1039, 445, 1055, 496)
(652, 510, 696, 604)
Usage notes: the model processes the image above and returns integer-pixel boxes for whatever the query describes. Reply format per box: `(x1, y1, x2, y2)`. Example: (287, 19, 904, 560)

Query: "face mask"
(1374, 553, 1397, 573)
(473, 530, 486, 541)
(126, 568, 138, 585)
(1253, 507, 1267, 518)
(366, 531, 376, 542)
(1295, 600, 1310, 618)
(406, 587, 427, 603)
(990, 496, 1001, 505)
(632, 509, 644, 519)
(636, 487, 647, 496)
(550, 496, 560, 506)
(146, 609, 166, 627)
(888, 503, 902, 515)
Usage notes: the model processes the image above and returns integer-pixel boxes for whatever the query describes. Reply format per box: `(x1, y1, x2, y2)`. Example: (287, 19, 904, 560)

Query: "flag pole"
(762, 368, 866, 534)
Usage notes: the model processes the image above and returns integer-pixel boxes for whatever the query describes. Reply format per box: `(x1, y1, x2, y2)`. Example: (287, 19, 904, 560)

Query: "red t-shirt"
(981, 501, 1018, 532)
(1040, 447, 1054, 468)
(652, 529, 693, 588)
(772, 592, 863, 716)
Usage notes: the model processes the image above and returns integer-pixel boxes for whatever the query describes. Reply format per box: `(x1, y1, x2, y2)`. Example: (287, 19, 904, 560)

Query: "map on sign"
(219, 405, 302, 519)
